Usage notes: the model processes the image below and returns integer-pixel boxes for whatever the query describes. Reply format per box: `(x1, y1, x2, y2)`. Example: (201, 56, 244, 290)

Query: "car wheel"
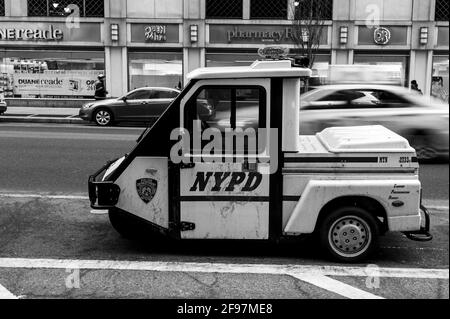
(319, 206, 379, 263)
(410, 134, 438, 161)
(94, 108, 113, 126)
(108, 208, 141, 239)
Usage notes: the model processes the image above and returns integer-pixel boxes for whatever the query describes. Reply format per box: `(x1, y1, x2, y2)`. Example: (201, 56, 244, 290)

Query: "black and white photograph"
(0, 0, 448, 307)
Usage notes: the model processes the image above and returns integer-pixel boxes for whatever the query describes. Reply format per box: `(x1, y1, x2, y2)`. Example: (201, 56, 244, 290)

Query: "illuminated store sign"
(0, 25, 63, 41)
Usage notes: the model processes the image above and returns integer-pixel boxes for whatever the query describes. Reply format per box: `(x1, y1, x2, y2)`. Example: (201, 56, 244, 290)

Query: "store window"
(294, 0, 333, 20)
(206, 0, 242, 19)
(250, 0, 287, 19)
(0, 50, 105, 98)
(353, 54, 409, 87)
(435, 0, 449, 22)
(128, 51, 183, 91)
(431, 55, 449, 103)
(28, 0, 104, 17)
(0, 0, 5, 16)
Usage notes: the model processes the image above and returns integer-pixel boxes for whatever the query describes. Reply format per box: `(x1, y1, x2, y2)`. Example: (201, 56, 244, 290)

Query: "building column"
(105, 46, 128, 97)
(410, 50, 433, 95)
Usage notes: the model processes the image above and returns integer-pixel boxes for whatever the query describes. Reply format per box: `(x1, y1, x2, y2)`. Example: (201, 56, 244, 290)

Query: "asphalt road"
(0, 123, 448, 300)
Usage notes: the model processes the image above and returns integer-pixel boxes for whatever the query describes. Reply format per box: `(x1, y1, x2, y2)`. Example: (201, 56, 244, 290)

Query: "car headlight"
(82, 103, 94, 109)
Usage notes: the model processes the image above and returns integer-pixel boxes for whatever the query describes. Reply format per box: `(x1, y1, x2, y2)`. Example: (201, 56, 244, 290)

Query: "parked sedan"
(79, 87, 180, 126)
(299, 85, 449, 161)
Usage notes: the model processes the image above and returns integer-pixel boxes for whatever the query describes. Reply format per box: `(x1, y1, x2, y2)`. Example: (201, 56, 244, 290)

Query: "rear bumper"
(402, 205, 433, 241)
(88, 159, 121, 209)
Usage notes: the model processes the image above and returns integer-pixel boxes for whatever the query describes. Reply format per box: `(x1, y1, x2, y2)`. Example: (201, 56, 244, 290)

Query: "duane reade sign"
(0, 25, 63, 41)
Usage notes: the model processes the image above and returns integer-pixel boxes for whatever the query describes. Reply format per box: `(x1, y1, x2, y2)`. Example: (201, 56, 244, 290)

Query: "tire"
(94, 108, 114, 126)
(409, 134, 438, 162)
(318, 206, 379, 263)
(108, 208, 141, 239)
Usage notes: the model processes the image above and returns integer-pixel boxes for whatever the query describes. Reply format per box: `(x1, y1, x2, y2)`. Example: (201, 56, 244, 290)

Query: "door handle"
(242, 161, 258, 172)
(140, 102, 148, 105)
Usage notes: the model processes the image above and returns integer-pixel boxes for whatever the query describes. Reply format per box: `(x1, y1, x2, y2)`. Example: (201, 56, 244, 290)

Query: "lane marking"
(0, 283, 17, 300)
(0, 131, 138, 141)
(0, 194, 88, 200)
(0, 258, 447, 280)
(291, 273, 383, 299)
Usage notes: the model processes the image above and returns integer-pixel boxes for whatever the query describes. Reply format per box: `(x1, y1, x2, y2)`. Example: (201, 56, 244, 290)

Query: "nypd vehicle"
(88, 60, 431, 263)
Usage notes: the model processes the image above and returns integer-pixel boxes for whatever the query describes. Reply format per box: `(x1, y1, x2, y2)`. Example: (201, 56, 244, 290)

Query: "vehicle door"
(142, 89, 179, 121)
(115, 89, 152, 121)
(177, 79, 271, 239)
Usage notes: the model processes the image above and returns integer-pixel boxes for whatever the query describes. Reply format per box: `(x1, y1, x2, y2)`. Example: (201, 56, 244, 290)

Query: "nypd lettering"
(190, 172, 262, 192)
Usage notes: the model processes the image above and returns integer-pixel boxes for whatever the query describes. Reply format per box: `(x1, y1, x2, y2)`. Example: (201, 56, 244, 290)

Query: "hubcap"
(96, 110, 111, 125)
(329, 215, 371, 257)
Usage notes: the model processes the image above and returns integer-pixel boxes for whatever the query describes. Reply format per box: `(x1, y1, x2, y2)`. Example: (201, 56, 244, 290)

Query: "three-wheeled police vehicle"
(89, 59, 431, 262)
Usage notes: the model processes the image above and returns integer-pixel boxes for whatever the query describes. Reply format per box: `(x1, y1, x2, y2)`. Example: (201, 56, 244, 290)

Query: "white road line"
(291, 273, 383, 299)
(0, 258, 447, 280)
(0, 194, 89, 200)
(0, 283, 17, 300)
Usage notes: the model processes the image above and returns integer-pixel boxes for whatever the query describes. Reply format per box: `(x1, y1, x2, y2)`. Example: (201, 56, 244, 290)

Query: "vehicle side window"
(184, 86, 265, 154)
(127, 90, 150, 100)
(150, 90, 178, 99)
(371, 90, 410, 107)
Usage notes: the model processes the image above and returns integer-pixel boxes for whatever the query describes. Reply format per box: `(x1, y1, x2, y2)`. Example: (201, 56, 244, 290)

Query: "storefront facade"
(0, 0, 448, 102)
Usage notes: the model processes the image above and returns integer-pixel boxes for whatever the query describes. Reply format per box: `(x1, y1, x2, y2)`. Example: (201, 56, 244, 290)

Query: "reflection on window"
(0, 51, 105, 98)
(250, 0, 287, 19)
(0, 0, 5, 16)
(187, 87, 263, 154)
(129, 52, 182, 91)
(127, 90, 150, 100)
(432, 56, 449, 103)
(28, 0, 104, 17)
(206, 0, 242, 19)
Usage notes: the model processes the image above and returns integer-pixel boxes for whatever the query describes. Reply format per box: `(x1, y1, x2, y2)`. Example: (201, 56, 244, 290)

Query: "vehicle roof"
(308, 84, 410, 92)
(131, 87, 180, 92)
(187, 60, 312, 80)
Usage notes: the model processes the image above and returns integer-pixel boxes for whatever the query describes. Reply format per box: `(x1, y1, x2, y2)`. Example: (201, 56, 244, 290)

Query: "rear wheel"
(319, 206, 379, 263)
(412, 136, 437, 161)
(94, 108, 113, 126)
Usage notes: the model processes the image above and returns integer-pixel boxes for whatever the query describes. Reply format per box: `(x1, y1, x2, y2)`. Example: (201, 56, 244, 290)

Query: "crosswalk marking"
(0, 284, 17, 299)
(0, 258, 447, 299)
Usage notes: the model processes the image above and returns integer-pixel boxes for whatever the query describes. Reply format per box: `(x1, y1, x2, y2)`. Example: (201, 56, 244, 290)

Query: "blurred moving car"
(300, 85, 449, 161)
(79, 87, 181, 126)
(0, 90, 6, 115)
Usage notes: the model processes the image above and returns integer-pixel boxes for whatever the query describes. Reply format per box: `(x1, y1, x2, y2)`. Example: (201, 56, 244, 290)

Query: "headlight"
(82, 103, 94, 109)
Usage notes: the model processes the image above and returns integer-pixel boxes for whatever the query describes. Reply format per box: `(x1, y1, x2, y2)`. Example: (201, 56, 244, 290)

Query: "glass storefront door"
(353, 53, 410, 87)
(432, 54, 449, 103)
(128, 51, 183, 92)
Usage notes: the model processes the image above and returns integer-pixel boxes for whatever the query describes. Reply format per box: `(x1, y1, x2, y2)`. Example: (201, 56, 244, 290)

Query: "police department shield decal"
(136, 178, 158, 204)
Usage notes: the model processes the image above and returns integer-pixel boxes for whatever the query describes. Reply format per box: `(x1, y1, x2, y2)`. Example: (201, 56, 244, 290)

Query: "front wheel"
(94, 108, 113, 126)
(108, 208, 140, 239)
(319, 206, 379, 263)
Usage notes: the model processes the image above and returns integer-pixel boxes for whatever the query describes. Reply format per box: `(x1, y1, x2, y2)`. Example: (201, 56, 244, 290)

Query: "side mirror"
(121, 96, 128, 102)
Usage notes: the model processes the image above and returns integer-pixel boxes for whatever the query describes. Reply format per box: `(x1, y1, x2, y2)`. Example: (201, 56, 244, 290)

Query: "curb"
(0, 116, 84, 124)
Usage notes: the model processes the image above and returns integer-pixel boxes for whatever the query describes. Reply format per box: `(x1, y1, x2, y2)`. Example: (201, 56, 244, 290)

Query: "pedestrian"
(410, 80, 423, 95)
(94, 74, 108, 100)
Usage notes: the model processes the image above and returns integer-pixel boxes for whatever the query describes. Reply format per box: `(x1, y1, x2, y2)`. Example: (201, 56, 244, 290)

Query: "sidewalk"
(0, 107, 84, 124)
